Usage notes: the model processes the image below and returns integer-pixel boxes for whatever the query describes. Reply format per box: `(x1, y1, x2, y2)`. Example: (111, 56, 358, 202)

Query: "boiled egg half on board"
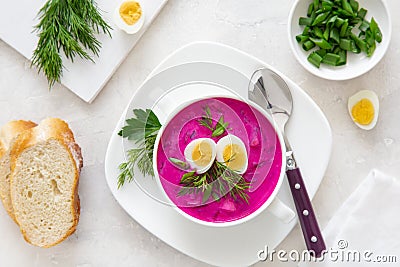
(184, 138, 216, 174)
(216, 134, 248, 174)
(348, 90, 379, 130)
(114, 0, 145, 34)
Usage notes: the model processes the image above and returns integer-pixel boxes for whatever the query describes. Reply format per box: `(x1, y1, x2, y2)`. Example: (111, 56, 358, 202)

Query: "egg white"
(113, 1, 145, 34)
(216, 134, 248, 174)
(184, 138, 216, 174)
(348, 90, 379, 130)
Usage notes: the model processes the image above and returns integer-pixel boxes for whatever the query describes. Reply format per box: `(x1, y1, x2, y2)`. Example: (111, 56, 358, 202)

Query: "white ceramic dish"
(151, 93, 295, 227)
(288, 0, 392, 80)
(105, 42, 332, 266)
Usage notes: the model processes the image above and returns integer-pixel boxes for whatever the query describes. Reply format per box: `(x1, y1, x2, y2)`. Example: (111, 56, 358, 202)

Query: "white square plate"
(105, 42, 332, 266)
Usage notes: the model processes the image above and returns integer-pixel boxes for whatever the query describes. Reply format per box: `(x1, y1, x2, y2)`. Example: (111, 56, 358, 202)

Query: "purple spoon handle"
(286, 167, 326, 258)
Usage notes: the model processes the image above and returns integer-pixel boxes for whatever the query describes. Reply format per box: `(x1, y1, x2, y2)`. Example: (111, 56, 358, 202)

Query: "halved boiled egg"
(216, 134, 248, 174)
(113, 0, 145, 34)
(348, 90, 379, 130)
(184, 138, 216, 174)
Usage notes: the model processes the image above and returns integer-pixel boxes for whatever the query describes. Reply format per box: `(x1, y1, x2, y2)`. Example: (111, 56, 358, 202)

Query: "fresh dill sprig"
(198, 106, 229, 137)
(31, 0, 112, 88)
(117, 109, 161, 189)
(198, 106, 214, 131)
(177, 161, 250, 204)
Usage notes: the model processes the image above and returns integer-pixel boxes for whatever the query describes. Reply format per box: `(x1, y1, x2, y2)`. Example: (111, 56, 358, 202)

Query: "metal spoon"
(248, 68, 326, 257)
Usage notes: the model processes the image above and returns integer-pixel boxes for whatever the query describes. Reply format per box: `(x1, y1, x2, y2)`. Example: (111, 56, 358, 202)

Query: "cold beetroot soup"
(156, 97, 282, 223)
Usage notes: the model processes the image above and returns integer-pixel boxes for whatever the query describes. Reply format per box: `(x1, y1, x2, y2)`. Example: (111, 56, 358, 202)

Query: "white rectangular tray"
(0, 0, 168, 103)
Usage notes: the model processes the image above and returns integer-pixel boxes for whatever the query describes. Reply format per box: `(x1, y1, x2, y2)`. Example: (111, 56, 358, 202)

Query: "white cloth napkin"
(300, 169, 400, 266)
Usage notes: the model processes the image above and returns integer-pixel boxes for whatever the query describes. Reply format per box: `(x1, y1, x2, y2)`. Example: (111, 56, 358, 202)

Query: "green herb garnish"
(31, 0, 112, 88)
(177, 161, 250, 204)
(296, 0, 383, 68)
(117, 109, 161, 188)
(198, 106, 229, 137)
(169, 157, 190, 170)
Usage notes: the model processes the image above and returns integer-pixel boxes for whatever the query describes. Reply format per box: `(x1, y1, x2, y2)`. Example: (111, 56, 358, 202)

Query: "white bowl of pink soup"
(153, 96, 291, 227)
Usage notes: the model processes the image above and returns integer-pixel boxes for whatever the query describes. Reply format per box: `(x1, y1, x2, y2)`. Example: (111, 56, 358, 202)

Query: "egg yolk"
(119, 1, 142, 25)
(223, 144, 246, 171)
(351, 98, 374, 125)
(192, 141, 213, 167)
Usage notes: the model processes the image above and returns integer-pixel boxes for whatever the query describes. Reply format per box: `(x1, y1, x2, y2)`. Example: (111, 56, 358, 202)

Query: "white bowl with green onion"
(288, 0, 391, 80)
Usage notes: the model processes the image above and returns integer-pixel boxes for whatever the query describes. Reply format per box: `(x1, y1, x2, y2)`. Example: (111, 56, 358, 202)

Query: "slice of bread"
(0, 120, 37, 223)
(9, 118, 83, 247)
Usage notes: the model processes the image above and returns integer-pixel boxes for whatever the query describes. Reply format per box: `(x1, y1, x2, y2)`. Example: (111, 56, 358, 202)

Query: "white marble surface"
(0, 0, 399, 266)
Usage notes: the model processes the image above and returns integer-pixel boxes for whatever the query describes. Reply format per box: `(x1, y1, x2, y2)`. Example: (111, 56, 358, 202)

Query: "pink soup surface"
(157, 97, 282, 223)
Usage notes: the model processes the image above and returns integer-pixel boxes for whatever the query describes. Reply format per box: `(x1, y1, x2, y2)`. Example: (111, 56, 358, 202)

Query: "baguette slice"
(9, 118, 83, 247)
(0, 120, 37, 223)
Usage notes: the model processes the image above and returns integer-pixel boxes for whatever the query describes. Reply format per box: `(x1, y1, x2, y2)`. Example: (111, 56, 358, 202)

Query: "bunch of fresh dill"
(31, 0, 112, 88)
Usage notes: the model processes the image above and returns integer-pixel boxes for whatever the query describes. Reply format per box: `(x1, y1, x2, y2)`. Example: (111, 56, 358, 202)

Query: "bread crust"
(0, 120, 37, 223)
(9, 118, 82, 248)
(0, 120, 37, 157)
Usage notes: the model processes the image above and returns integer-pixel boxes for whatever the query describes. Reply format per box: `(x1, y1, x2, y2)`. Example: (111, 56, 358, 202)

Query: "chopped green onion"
(299, 17, 313, 26)
(337, 49, 347, 65)
(315, 8, 324, 15)
(302, 40, 316, 51)
(314, 0, 320, 10)
(309, 37, 333, 49)
(336, 8, 353, 17)
(357, 8, 367, 19)
(339, 38, 354, 51)
(349, 0, 359, 12)
(307, 2, 314, 16)
(296, 0, 383, 68)
(335, 17, 345, 27)
(322, 1, 333, 11)
(341, 0, 354, 15)
(312, 12, 330, 26)
(303, 26, 311, 35)
(370, 17, 382, 43)
(314, 27, 324, 38)
(350, 17, 361, 25)
(308, 52, 323, 68)
(296, 34, 309, 43)
(366, 42, 376, 57)
(359, 20, 370, 32)
(339, 19, 349, 37)
(323, 25, 330, 40)
(316, 49, 327, 57)
(310, 10, 317, 21)
(365, 30, 375, 47)
(351, 34, 367, 53)
(330, 28, 340, 43)
(328, 15, 338, 24)
(322, 53, 341, 66)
